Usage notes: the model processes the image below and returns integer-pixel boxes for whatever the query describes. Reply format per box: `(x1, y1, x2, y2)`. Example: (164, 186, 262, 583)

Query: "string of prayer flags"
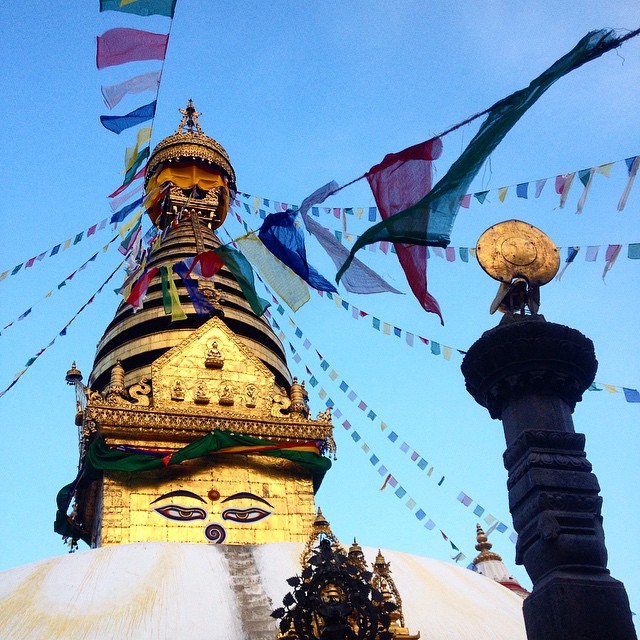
(618, 156, 640, 211)
(100, 0, 177, 18)
(337, 29, 640, 285)
(100, 100, 158, 134)
(266, 289, 518, 547)
(96, 28, 169, 69)
(0, 219, 111, 283)
(102, 70, 162, 110)
(0, 262, 124, 399)
(258, 211, 337, 293)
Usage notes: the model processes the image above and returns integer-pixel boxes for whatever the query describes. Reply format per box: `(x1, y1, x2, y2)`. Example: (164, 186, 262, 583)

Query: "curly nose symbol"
(205, 523, 226, 544)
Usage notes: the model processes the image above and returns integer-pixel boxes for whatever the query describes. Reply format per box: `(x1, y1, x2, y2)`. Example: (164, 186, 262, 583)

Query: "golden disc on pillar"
(476, 219, 560, 286)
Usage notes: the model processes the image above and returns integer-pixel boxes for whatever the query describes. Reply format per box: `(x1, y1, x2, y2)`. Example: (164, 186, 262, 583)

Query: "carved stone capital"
(461, 316, 597, 419)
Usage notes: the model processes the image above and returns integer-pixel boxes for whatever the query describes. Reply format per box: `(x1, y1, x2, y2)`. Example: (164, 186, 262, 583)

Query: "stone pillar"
(461, 314, 636, 640)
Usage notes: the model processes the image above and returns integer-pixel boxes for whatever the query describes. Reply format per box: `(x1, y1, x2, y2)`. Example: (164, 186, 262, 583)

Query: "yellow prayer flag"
(380, 421, 388, 432)
(356, 208, 364, 219)
(361, 443, 370, 454)
(253, 196, 260, 213)
(469, 247, 477, 258)
(102, 243, 110, 253)
(124, 126, 152, 172)
(427, 467, 434, 477)
(318, 388, 327, 400)
(498, 187, 508, 202)
(45, 291, 53, 298)
(596, 162, 614, 177)
(119, 209, 142, 239)
(383, 322, 391, 335)
(334, 296, 342, 308)
(63, 238, 72, 251)
(0, 271, 8, 281)
(168, 273, 187, 322)
(235, 233, 310, 312)
(602, 384, 619, 393)
(442, 346, 452, 360)
(329, 370, 338, 381)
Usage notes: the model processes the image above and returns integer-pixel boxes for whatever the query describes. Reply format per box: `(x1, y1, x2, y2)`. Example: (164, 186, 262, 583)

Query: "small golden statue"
(204, 341, 224, 368)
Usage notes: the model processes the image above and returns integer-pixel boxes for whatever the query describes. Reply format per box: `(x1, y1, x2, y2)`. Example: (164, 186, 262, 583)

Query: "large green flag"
(100, 0, 177, 18)
(214, 244, 271, 317)
(337, 28, 639, 284)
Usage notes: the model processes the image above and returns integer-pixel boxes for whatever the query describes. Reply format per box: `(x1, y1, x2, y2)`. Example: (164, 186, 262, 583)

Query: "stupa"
(0, 103, 527, 639)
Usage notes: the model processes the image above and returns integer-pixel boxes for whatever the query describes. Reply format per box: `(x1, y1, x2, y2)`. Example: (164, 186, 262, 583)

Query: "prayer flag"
(258, 212, 337, 292)
(184, 251, 224, 278)
(110, 197, 143, 223)
(299, 180, 340, 216)
(535, 178, 547, 197)
(102, 70, 162, 109)
(172, 261, 215, 316)
(576, 167, 595, 213)
(628, 243, 640, 260)
(101, 101, 157, 134)
(97, 29, 169, 69)
(124, 127, 152, 172)
(364, 137, 443, 320)
(213, 244, 270, 317)
(126, 267, 159, 308)
(623, 388, 640, 403)
(235, 233, 309, 312)
(618, 156, 640, 211)
(602, 244, 622, 280)
(498, 186, 508, 202)
(596, 162, 614, 176)
(516, 183, 528, 198)
(100, 0, 177, 16)
(473, 191, 488, 204)
(337, 30, 635, 282)
(585, 245, 599, 262)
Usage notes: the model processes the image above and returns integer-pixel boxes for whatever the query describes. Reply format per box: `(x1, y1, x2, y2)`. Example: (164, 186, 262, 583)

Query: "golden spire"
(473, 523, 503, 564)
(177, 98, 203, 134)
(301, 508, 344, 564)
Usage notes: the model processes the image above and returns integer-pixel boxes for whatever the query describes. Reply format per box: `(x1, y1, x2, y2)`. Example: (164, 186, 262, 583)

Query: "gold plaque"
(476, 219, 559, 286)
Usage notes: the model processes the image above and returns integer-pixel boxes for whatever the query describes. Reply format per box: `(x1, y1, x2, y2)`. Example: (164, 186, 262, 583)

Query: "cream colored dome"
(0, 542, 525, 639)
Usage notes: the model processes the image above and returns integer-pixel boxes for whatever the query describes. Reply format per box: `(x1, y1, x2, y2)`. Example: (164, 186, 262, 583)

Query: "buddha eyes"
(222, 507, 271, 523)
(153, 504, 271, 524)
(154, 505, 207, 522)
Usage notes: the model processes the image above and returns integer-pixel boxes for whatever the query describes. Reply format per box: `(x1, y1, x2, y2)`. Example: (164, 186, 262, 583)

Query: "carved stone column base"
(523, 572, 636, 640)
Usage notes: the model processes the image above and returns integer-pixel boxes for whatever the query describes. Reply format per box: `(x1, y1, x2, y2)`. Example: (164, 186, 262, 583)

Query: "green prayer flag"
(100, 0, 177, 17)
(337, 28, 639, 283)
(628, 243, 640, 260)
(214, 245, 270, 317)
(123, 146, 150, 186)
(159, 265, 173, 315)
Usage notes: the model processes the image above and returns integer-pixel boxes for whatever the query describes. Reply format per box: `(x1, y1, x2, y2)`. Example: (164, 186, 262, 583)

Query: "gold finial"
(65, 361, 83, 386)
(473, 523, 503, 564)
(347, 538, 367, 573)
(301, 508, 344, 565)
(177, 99, 203, 134)
(475, 219, 559, 315)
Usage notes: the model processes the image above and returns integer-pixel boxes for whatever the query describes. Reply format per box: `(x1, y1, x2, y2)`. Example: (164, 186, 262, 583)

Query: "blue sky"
(0, 0, 638, 625)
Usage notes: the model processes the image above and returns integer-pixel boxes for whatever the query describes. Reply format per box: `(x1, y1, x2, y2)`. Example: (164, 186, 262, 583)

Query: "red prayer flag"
(126, 267, 159, 308)
(186, 251, 224, 278)
(96, 28, 169, 69)
(366, 138, 444, 323)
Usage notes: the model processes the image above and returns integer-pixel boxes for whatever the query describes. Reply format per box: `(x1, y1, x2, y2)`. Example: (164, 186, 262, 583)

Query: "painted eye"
(154, 504, 207, 522)
(221, 507, 271, 523)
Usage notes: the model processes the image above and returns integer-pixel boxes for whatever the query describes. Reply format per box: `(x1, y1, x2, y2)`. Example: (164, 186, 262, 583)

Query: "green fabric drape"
(55, 430, 331, 543)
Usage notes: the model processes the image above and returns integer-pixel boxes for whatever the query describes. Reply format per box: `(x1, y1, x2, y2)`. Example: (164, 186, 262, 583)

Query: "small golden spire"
(177, 99, 203, 134)
(301, 508, 344, 565)
(347, 538, 367, 573)
(65, 361, 83, 385)
(473, 523, 503, 564)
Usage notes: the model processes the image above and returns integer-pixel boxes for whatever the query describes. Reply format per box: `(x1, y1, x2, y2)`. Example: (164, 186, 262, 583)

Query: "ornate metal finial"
(274, 538, 397, 640)
(347, 538, 368, 574)
(301, 508, 344, 565)
(65, 361, 83, 386)
(177, 99, 203, 134)
(473, 523, 503, 564)
(476, 219, 559, 316)
(290, 377, 310, 418)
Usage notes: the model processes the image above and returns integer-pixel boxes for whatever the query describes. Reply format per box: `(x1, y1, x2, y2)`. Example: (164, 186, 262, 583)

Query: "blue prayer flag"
(100, 101, 157, 134)
(516, 183, 529, 198)
(623, 388, 640, 403)
(110, 197, 143, 223)
(258, 211, 337, 292)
